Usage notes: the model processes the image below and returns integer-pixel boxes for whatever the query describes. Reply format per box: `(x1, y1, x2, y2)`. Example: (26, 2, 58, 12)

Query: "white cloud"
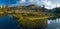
(42, 0, 56, 9)
(20, 0, 26, 3)
(10, 0, 41, 6)
(45, 7, 50, 9)
(56, 3, 60, 7)
(43, 0, 52, 6)
(10, 0, 60, 9)
(46, 1, 51, 6)
(42, 0, 60, 9)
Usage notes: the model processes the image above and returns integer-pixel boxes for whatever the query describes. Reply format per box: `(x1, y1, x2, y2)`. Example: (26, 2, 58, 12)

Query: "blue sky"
(0, 0, 16, 5)
(0, 0, 60, 9)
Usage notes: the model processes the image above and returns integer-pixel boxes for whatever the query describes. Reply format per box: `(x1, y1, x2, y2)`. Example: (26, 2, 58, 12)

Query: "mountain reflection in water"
(0, 15, 20, 29)
(0, 15, 60, 29)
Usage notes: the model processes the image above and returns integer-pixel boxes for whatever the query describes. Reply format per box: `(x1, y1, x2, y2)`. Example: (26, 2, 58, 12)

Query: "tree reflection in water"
(19, 18, 48, 29)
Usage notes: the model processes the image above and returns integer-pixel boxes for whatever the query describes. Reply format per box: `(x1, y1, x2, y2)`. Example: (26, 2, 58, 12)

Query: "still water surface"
(46, 18, 60, 29)
(0, 15, 60, 29)
(0, 15, 20, 29)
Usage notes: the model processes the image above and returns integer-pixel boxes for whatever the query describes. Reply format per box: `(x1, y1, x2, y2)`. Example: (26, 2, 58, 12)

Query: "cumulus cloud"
(10, 0, 60, 9)
(42, 0, 60, 9)
(45, 7, 50, 9)
(10, 0, 42, 6)
(43, 1, 51, 6)
(20, 0, 26, 3)
(42, 0, 56, 9)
